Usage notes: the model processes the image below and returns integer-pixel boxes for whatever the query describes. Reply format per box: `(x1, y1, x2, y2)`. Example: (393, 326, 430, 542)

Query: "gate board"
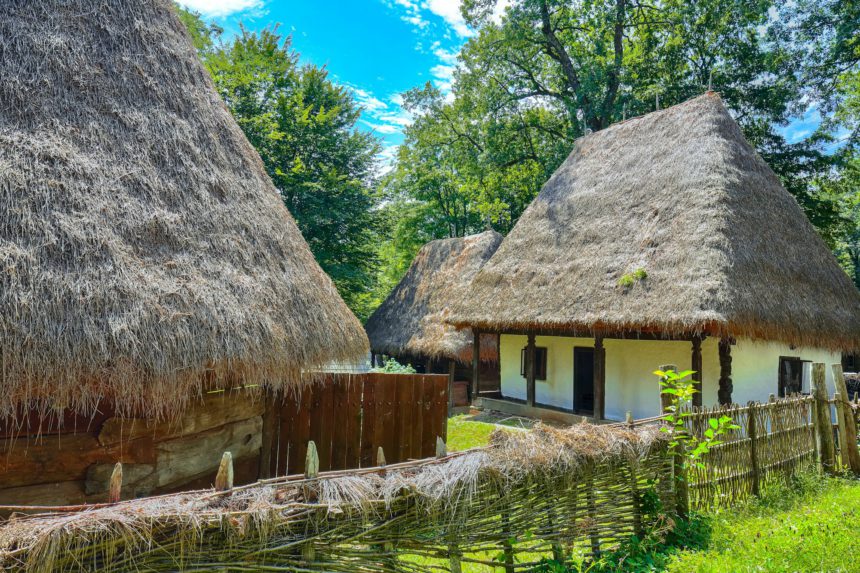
(271, 373, 448, 475)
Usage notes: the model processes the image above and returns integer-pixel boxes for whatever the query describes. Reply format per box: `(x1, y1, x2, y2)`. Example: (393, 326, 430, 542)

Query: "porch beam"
(471, 329, 480, 403)
(526, 333, 536, 407)
(691, 336, 703, 408)
(718, 338, 733, 405)
(593, 336, 606, 420)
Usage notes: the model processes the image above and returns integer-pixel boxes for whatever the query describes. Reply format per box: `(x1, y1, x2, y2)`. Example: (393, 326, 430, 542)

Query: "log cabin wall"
(0, 389, 264, 506)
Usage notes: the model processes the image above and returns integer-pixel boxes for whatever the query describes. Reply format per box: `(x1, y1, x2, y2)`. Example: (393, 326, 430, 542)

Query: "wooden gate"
(267, 373, 449, 476)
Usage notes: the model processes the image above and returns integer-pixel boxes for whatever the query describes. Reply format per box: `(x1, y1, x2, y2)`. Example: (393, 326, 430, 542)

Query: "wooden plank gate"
(267, 372, 449, 477)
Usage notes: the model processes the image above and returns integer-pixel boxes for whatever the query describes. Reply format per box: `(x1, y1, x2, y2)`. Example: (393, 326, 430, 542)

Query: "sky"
(177, 0, 832, 167)
(177, 0, 488, 166)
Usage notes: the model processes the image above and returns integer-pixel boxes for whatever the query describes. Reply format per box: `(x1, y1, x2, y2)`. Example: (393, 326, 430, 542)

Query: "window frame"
(520, 346, 548, 381)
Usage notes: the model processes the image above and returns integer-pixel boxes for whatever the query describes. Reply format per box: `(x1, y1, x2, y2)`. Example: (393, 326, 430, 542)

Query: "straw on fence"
(0, 423, 670, 572)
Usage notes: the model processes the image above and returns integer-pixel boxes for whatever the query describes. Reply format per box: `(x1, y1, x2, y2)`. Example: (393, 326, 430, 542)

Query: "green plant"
(655, 369, 739, 469)
(370, 357, 416, 373)
(618, 267, 648, 287)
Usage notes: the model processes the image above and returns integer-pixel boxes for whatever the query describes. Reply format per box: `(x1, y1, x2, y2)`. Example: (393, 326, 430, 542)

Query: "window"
(778, 356, 803, 397)
(520, 346, 548, 381)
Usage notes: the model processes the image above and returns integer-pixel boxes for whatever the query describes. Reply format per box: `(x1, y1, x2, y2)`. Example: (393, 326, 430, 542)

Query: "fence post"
(832, 364, 860, 475)
(811, 363, 837, 475)
(748, 402, 760, 497)
(108, 462, 123, 503)
(215, 452, 233, 492)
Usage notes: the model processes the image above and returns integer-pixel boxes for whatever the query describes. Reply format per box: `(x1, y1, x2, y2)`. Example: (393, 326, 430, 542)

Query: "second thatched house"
(449, 93, 860, 422)
(365, 231, 502, 403)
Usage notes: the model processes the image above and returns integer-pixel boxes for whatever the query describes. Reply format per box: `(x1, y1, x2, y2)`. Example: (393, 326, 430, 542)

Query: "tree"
(175, 7, 382, 320)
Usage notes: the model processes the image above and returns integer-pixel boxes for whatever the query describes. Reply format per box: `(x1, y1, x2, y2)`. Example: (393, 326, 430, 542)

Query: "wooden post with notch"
(718, 338, 733, 405)
(811, 363, 837, 475)
(835, 392, 850, 470)
(448, 359, 456, 416)
(832, 363, 860, 475)
(691, 336, 703, 408)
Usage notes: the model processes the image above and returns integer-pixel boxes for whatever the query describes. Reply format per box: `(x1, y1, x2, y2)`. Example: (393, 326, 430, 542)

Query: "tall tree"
(176, 7, 382, 319)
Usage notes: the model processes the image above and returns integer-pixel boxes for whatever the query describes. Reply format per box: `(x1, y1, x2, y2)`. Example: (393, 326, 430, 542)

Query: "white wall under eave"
(498, 334, 842, 422)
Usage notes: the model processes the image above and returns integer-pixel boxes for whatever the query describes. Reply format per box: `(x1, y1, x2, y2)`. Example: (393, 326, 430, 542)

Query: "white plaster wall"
(499, 334, 841, 422)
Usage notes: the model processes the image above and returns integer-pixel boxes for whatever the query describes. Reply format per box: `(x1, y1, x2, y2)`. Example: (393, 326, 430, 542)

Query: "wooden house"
(0, 0, 368, 504)
(365, 231, 502, 404)
(449, 93, 860, 422)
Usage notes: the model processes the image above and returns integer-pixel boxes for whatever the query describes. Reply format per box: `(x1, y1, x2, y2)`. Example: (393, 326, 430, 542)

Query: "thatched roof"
(449, 93, 860, 351)
(365, 231, 502, 363)
(0, 0, 368, 419)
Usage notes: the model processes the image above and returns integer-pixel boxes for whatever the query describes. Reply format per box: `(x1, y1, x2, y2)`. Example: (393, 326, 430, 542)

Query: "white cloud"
(430, 63, 456, 94)
(433, 46, 459, 65)
(361, 120, 400, 134)
(178, 0, 263, 17)
(424, 0, 472, 37)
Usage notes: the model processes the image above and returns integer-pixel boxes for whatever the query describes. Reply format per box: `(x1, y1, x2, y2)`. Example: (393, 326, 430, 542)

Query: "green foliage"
(174, 8, 383, 320)
(370, 357, 416, 374)
(618, 268, 648, 288)
(655, 369, 739, 469)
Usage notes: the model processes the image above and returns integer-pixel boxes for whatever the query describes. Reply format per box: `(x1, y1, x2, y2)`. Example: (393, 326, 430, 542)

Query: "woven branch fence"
(1, 362, 858, 572)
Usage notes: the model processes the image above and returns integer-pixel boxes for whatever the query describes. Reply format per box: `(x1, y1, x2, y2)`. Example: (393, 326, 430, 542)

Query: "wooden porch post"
(593, 336, 606, 420)
(526, 333, 536, 407)
(691, 336, 703, 408)
(718, 338, 733, 405)
(448, 359, 456, 416)
(471, 329, 481, 403)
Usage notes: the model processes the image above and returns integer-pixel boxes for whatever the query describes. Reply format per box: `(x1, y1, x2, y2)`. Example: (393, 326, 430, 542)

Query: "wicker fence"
(1, 363, 859, 571)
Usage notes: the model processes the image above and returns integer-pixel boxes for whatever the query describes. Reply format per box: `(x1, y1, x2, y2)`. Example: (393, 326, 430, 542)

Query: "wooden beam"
(526, 333, 536, 407)
(471, 329, 481, 402)
(718, 338, 733, 405)
(593, 336, 606, 420)
(691, 336, 703, 408)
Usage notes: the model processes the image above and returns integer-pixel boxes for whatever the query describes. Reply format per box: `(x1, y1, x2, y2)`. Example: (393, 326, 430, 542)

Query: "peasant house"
(449, 93, 860, 422)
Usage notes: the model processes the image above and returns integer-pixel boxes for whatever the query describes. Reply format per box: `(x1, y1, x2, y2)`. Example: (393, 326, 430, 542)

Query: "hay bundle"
(365, 231, 502, 363)
(448, 93, 860, 352)
(0, 422, 668, 572)
(0, 0, 368, 420)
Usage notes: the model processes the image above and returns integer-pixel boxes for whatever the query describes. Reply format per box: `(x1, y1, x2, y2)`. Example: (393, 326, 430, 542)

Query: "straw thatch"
(366, 231, 502, 363)
(0, 0, 368, 419)
(449, 93, 860, 351)
(0, 421, 668, 572)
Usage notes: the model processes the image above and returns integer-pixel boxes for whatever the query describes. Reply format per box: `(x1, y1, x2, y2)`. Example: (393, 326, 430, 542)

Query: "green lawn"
(666, 477, 860, 573)
(446, 415, 498, 451)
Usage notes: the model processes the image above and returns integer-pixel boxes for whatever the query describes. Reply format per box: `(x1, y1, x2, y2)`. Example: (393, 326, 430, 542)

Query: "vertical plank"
(421, 374, 436, 458)
(259, 392, 278, 479)
(330, 374, 350, 470)
(360, 374, 378, 468)
(434, 374, 449, 443)
(276, 392, 299, 477)
(308, 376, 334, 472)
(410, 373, 425, 461)
(344, 374, 364, 469)
(832, 363, 860, 475)
(397, 374, 415, 462)
(288, 389, 313, 476)
(812, 362, 837, 475)
(378, 374, 398, 465)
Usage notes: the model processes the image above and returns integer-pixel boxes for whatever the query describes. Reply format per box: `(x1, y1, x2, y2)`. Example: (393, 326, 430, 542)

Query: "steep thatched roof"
(0, 0, 368, 419)
(449, 93, 860, 351)
(366, 231, 502, 363)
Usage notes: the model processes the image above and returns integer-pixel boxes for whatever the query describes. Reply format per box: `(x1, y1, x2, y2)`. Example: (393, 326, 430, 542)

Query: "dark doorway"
(778, 356, 803, 397)
(574, 347, 595, 415)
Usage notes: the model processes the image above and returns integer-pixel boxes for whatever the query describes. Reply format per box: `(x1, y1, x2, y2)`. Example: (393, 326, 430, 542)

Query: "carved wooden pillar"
(471, 329, 480, 403)
(718, 338, 733, 405)
(691, 336, 703, 408)
(526, 333, 536, 407)
(593, 336, 606, 420)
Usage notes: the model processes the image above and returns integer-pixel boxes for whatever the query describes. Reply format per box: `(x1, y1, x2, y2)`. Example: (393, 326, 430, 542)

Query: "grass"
(666, 475, 860, 573)
(446, 414, 498, 451)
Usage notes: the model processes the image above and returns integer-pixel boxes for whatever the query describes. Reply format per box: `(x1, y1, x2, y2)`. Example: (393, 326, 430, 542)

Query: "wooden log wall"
(0, 390, 264, 507)
(0, 373, 448, 508)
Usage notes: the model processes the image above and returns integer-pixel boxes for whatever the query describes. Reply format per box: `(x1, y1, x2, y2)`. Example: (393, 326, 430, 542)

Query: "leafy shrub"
(618, 267, 648, 287)
(370, 357, 416, 373)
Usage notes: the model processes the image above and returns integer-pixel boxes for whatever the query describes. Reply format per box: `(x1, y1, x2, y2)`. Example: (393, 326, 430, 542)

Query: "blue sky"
(177, 0, 490, 165)
(178, 0, 832, 166)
